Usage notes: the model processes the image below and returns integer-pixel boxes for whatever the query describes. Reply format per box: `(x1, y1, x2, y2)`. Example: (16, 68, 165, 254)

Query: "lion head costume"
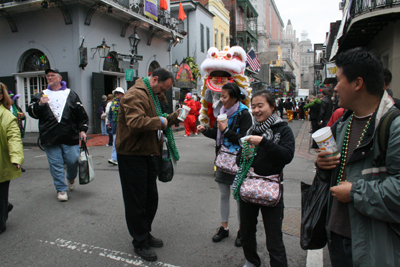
(199, 46, 251, 127)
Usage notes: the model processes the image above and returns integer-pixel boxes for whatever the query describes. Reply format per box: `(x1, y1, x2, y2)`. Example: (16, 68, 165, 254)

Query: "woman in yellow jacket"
(0, 83, 24, 235)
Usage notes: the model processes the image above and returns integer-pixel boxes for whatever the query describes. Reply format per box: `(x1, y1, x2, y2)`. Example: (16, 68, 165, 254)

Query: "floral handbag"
(214, 145, 239, 175)
(240, 168, 282, 207)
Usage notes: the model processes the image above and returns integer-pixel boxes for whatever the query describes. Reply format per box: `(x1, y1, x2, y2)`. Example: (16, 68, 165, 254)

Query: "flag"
(178, 2, 186, 21)
(246, 49, 261, 72)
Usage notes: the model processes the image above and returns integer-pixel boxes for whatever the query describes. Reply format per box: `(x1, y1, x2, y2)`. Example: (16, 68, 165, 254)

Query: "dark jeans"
(107, 127, 113, 146)
(240, 199, 288, 267)
(0, 181, 10, 233)
(117, 154, 159, 247)
(328, 232, 353, 267)
(311, 120, 320, 148)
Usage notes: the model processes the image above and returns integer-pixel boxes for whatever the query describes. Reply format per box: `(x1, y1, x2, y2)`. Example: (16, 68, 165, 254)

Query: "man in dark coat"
(318, 88, 333, 127)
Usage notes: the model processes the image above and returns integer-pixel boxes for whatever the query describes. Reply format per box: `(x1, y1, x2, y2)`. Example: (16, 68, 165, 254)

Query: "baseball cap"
(45, 68, 60, 74)
(113, 87, 125, 95)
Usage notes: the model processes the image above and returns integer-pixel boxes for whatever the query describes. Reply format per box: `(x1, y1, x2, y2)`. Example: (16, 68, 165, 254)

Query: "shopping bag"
(158, 134, 176, 182)
(78, 140, 95, 185)
(300, 174, 329, 250)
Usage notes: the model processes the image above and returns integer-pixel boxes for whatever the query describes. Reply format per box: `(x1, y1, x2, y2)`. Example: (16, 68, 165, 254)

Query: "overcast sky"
(274, 0, 343, 44)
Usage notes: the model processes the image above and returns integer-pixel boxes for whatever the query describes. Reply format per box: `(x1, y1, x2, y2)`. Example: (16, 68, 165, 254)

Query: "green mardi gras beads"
(143, 77, 180, 161)
(233, 140, 258, 200)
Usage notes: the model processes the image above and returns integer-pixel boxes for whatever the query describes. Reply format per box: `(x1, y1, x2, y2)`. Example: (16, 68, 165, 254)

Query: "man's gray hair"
(102, 95, 107, 100)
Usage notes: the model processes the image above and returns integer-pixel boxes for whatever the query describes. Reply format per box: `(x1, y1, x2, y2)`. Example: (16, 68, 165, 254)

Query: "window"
(215, 28, 218, 47)
(226, 37, 229, 47)
(19, 49, 50, 72)
(207, 27, 210, 51)
(221, 33, 224, 49)
(201, 24, 205, 53)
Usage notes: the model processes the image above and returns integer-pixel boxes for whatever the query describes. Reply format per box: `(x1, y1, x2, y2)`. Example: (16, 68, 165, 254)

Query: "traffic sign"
(133, 55, 143, 61)
(125, 69, 134, 81)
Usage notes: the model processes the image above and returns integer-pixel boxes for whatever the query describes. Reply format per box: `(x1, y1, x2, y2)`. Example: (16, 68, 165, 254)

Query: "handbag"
(215, 145, 239, 175)
(239, 169, 282, 207)
(78, 140, 95, 185)
(300, 173, 329, 250)
(101, 112, 107, 120)
(158, 133, 176, 182)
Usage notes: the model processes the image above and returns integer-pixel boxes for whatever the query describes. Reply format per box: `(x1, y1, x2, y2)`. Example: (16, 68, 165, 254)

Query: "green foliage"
(184, 56, 201, 84)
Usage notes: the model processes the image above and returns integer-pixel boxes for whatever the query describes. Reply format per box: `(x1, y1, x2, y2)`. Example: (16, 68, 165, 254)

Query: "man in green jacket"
(304, 95, 322, 149)
(316, 48, 400, 266)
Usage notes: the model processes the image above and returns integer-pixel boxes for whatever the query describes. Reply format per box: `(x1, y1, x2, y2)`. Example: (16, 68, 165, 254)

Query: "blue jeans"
(101, 119, 107, 135)
(111, 134, 117, 161)
(44, 144, 79, 192)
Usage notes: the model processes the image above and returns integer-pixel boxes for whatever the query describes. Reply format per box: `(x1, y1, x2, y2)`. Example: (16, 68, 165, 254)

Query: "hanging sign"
(125, 69, 134, 81)
(144, 0, 158, 21)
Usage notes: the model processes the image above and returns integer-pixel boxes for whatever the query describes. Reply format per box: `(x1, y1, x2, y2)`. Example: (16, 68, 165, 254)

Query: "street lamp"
(129, 27, 140, 55)
(172, 60, 180, 73)
(97, 38, 110, 58)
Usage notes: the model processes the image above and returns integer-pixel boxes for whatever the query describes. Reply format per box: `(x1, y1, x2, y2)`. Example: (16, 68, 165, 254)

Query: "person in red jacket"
(184, 93, 198, 137)
(327, 108, 345, 127)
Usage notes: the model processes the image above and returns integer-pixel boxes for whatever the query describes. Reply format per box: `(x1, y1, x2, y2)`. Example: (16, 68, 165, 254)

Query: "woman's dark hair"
(0, 82, 11, 110)
(151, 68, 175, 82)
(222, 83, 246, 101)
(335, 47, 384, 96)
(251, 89, 276, 110)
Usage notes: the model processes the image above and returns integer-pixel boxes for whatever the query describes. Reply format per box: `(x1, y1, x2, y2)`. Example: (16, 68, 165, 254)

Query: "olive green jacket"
(0, 105, 24, 183)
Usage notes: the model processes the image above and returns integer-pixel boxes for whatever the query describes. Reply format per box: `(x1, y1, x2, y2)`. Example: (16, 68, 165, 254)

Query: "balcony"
(237, 17, 257, 38)
(350, 0, 400, 16)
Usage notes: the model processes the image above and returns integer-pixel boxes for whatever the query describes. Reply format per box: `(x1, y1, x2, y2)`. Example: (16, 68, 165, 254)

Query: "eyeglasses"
(46, 74, 58, 78)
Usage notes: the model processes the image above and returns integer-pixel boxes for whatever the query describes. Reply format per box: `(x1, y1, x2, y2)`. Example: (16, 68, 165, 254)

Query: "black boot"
(235, 230, 242, 247)
(212, 226, 229, 242)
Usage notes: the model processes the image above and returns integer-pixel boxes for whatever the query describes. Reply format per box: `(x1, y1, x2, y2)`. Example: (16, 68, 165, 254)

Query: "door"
(92, 72, 105, 134)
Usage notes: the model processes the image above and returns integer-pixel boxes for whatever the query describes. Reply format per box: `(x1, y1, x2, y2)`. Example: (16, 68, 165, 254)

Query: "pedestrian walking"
(298, 98, 306, 120)
(0, 84, 24, 235)
(197, 83, 252, 247)
(28, 68, 88, 202)
(277, 98, 284, 119)
(183, 93, 198, 136)
(105, 94, 113, 146)
(316, 47, 400, 267)
(318, 89, 333, 127)
(283, 98, 293, 122)
(233, 89, 295, 267)
(99, 95, 108, 135)
(107, 87, 124, 166)
(304, 95, 321, 149)
(115, 68, 181, 262)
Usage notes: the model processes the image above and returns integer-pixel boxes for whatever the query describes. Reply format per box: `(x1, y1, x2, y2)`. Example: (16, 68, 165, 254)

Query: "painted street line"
(39, 238, 180, 267)
(34, 155, 47, 158)
(306, 249, 323, 267)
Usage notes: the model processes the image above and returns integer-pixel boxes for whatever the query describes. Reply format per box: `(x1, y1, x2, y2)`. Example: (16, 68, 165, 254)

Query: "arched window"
(103, 52, 121, 72)
(19, 49, 50, 72)
(148, 61, 160, 76)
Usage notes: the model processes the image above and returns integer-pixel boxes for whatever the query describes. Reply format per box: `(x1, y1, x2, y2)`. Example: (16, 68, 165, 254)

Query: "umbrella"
(160, 0, 168, 11)
(178, 2, 186, 21)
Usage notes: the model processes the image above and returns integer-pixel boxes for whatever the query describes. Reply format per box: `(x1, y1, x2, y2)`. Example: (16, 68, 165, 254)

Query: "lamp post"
(97, 38, 110, 58)
(172, 60, 180, 74)
(129, 27, 141, 55)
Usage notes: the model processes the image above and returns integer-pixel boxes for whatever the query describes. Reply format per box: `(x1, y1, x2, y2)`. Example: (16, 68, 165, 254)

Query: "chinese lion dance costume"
(199, 46, 251, 127)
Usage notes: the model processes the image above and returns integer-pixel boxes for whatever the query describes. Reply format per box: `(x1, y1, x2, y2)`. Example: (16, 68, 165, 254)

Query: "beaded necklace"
(143, 77, 180, 161)
(336, 113, 373, 185)
(233, 140, 258, 200)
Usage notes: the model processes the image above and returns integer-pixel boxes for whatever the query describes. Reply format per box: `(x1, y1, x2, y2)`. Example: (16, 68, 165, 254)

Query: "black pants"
(328, 232, 353, 267)
(0, 181, 10, 233)
(240, 199, 288, 267)
(117, 154, 159, 247)
(311, 120, 320, 148)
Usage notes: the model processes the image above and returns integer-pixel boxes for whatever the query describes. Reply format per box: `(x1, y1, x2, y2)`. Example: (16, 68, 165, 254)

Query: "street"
(0, 119, 326, 267)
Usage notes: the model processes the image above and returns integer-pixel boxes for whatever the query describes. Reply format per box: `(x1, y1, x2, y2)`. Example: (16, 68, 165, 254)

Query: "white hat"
(113, 87, 125, 95)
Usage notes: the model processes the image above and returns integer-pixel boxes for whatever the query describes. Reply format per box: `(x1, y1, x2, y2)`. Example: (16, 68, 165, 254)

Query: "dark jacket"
(283, 101, 293, 110)
(28, 89, 88, 146)
(236, 121, 295, 176)
(115, 78, 179, 156)
(318, 95, 333, 122)
(304, 98, 322, 121)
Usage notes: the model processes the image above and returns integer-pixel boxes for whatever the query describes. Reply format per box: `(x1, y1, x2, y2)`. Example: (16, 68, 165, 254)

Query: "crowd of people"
(1, 47, 400, 267)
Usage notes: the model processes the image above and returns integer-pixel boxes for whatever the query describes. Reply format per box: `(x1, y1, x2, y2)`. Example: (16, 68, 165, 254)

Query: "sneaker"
(212, 226, 229, 242)
(57, 191, 68, 202)
(106, 144, 112, 147)
(195, 133, 198, 136)
(68, 180, 75, 191)
(108, 159, 118, 165)
(184, 134, 190, 137)
(235, 230, 242, 247)
(134, 245, 157, 261)
(148, 233, 164, 248)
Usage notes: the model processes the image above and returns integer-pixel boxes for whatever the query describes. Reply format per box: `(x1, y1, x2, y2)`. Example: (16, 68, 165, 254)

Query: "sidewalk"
(22, 122, 185, 148)
(295, 120, 319, 161)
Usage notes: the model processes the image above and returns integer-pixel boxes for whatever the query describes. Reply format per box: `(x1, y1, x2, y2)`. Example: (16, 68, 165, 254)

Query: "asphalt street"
(0, 119, 326, 267)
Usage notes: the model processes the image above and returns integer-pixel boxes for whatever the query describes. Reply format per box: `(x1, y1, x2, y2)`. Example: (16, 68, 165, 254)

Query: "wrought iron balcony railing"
(237, 17, 257, 37)
(119, 0, 185, 33)
(350, 0, 400, 17)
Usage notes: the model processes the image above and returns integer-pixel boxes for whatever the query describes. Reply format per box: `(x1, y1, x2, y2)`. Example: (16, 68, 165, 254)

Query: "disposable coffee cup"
(217, 114, 227, 122)
(178, 105, 191, 121)
(311, 127, 340, 157)
(238, 136, 250, 147)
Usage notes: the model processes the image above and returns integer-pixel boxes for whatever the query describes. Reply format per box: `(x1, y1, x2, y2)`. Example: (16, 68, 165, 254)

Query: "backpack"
(97, 105, 105, 119)
(374, 108, 400, 166)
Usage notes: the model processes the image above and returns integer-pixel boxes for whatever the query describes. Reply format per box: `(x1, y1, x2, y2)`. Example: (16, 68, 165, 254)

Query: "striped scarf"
(247, 113, 282, 140)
